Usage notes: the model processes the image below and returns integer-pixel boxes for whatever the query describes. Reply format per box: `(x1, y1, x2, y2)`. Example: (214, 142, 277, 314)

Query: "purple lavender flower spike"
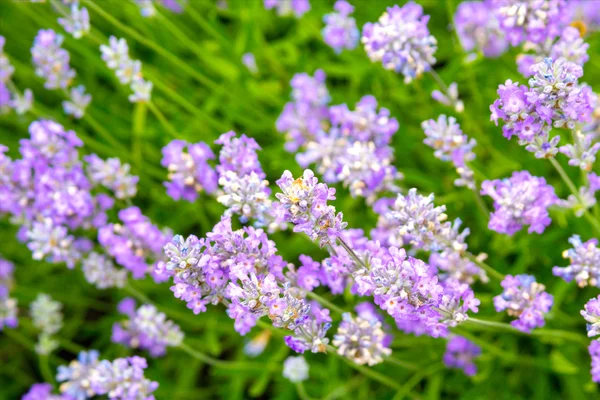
(332, 312, 391, 366)
(215, 131, 265, 178)
(494, 274, 553, 333)
(85, 154, 139, 199)
(0, 257, 17, 330)
(443, 336, 481, 376)
(454, 1, 508, 58)
(22, 383, 61, 400)
(362, 2, 437, 83)
(161, 139, 217, 202)
(89, 356, 159, 399)
(590, 340, 600, 383)
(264, 0, 310, 17)
(553, 235, 600, 287)
(56, 350, 100, 399)
(582, 296, 600, 338)
(559, 129, 600, 172)
(322, 0, 359, 54)
(481, 171, 558, 235)
(57, 3, 90, 39)
(31, 29, 76, 90)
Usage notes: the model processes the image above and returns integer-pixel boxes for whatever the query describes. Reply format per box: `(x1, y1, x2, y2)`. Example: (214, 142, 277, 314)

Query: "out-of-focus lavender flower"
(89, 356, 159, 399)
(566, 1, 600, 32)
(389, 188, 469, 253)
(582, 295, 600, 338)
(244, 330, 271, 357)
(56, 350, 99, 399)
(0, 257, 17, 331)
(443, 336, 481, 376)
(242, 52, 258, 74)
(551, 26, 589, 68)
(82, 252, 127, 289)
(431, 82, 464, 113)
(332, 312, 391, 366)
(487, 0, 567, 46)
(160, 0, 186, 13)
(282, 356, 309, 382)
(100, 36, 152, 103)
(559, 129, 600, 171)
(276, 169, 347, 247)
(215, 131, 265, 179)
(559, 185, 597, 217)
(494, 274, 553, 333)
(481, 171, 558, 235)
(276, 70, 330, 152)
(22, 383, 63, 400)
(57, 3, 90, 39)
(362, 2, 437, 83)
(161, 139, 217, 202)
(0, 36, 14, 82)
(430, 250, 488, 285)
(10, 89, 34, 115)
(112, 298, 184, 357)
(590, 340, 600, 383)
(322, 0, 359, 54)
(454, 1, 508, 58)
(134, 0, 156, 17)
(217, 171, 272, 225)
(553, 235, 600, 288)
(422, 115, 476, 189)
(30, 293, 63, 354)
(31, 29, 75, 90)
(99, 206, 171, 279)
(85, 154, 138, 199)
(264, 0, 310, 17)
(62, 85, 91, 119)
(27, 219, 80, 268)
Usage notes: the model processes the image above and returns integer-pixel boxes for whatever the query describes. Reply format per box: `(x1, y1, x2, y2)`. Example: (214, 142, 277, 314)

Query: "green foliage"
(1, 0, 600, 399)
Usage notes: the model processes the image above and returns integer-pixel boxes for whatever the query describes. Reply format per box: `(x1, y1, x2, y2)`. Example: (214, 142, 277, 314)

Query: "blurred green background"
(1, 0, 600, 398)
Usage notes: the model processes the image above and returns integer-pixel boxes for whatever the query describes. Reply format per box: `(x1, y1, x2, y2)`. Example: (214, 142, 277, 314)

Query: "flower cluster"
(100, 36, 152, 103)
(31, 29, 91, 118)
(99, 206, 171, 280)
(443, 336, 481, 376)
(481, 171, 558, 235)
(422, 115, 476, 189)
(553, 235, 600, 287)
(30, 293, 63, 355)
(494, 274, 553, 333)
(1, 36, 33, 115)
(0, 257, 17, 330)
(283, 356, 309, 382)
(487, 0, 567, 46)
(582, 295, 600, 338)
(85, 154, 139, 199)
(112, 298, 184, 357)
(56, 1, 90, 39)
(82, 252, 128, 290)
(161, 139, 218, 202)
(590, 340, 600, 383)
(332, 312, 392, 366)
(362, 2, 437, 82)
(22, 383, 62, 400)
(276, 169, 347, 246)
(54, 350, 158, 400)
(559, 129, 600, 172)
(431, 82, 464, 113)
(264, 0, 310, 17)
(321, 0, 359, 54)
(454, 1, 508, 58)
(491, 58, 595, 158)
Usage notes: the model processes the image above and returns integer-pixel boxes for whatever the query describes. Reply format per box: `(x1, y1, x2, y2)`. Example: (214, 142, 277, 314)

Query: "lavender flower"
(422, 115, 476, 189)
(487, 0, 567, 46)
(215, 131, 265, 179)
(0, 257, 17, 330)
(443, 336, 481, 376)
(62, 85, 91, 119)
(553, 235, 600, 287)
(454, 1, 508, 58)
(550, 27, 590, 68)
(134, 0, 157, 17)
(559, 185, 597, 217)
(282, 356, 309, 382)
(481, 171, 558, 235)
(590, 340, 600, 383)
(31, 29, 75, 89)
(494, 274, 553, 333)
(559, 129, 600, 171)
(322, 0, 359, 54)
(582, 295, 600, 338)
(242, 52, 258, 74)
(362, 2, 437, 83)
(276, 169, 347, 247)
(89, 356, 159, 399)
(264, 0, 310, 17)
(22, 383, 62, 400)
(30, 293, 63, 354)
(217, 171, 272, 225)
(10, 89, 34, 115)
(56, 350, 100, 399)
(82, 252, 127, 289)
(112, 298, 184, 357)
(430, 250, 488, 285)
(85, 154, 139, 199)
(57, 3, 90, 39)
(431, 82, 465, 113)
(161, 139, 217, 202)
(27, 219, 80, 268)
(332, 312, 391, 366)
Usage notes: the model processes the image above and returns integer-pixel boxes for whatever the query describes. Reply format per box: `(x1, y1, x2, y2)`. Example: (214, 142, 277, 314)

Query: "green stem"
(178, 342, 279, 372)
(132, 102, 148, 171)
(463, 252, 505, 281)
(336, 238, 368, 270)
(124, 282, 153, 304)
(295, 382, 313, 400)
(39, 355, 55, 387)
(472, 189, 490, 217)
(305, 291, 346, 316)
(392, 363, 445, 400)
(147, 101, 181, 139)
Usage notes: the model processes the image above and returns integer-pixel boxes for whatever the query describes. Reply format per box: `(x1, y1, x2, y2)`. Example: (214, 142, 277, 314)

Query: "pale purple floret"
(443, 336, 481, 376)
(22, 383, 62, 400)
(161, 139, 218, 202)
(553, 235, 600, 288)
(56, 350, 100, 399)
(276, 169, 347, 247)
(89, 356, 159, 399)
(62, 85, 92, 119)
(85, 154, 139, 199)
(362, 2, 437, 83)
(486, 0, 567, 46)
(264, 0, 310, 17)
(559, 128, 600, 171)
(322, 0, 359, 54)
(57, 3, 90, 39)
(215, 131, 265, 179)
(481, 171, 558, 235)
(112, 298, 184, 357)
(582, 295, 600, 338)
(454, 1, 508, 57)
(590, 340, 600, 383)
(332, 312, 391, 366)
(0, 257, 17, 331)
(430, 250, 488, 285)
(494, 274, 553, 333)
(31, 29, 75, 90)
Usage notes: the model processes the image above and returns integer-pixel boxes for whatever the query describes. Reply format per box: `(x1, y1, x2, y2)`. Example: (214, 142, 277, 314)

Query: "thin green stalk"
(472, 189, 490, 217)
(39, 355, 55, 387)
(549, 157, 600, 234)
(305, 291, 346, 316)
(132, 102, 148, 171)
(392, 363, 445, 400)
(178, 342, 279, 372)
(147, 101, 181, 139)
(463, 252, 505, 281)
(124, 282, 153, 304)
(336, 238, 368, 270)
(295, 382, 313, 400)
